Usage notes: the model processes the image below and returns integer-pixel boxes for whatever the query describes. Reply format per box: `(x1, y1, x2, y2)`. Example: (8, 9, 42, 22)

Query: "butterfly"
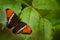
(6, 8, 32, 34)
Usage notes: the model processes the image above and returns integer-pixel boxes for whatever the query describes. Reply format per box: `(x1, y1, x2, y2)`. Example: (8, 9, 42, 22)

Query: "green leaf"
(0, 0, 22, 16)
(32, 0, 60, 10)
(45, 10, 60, 26)
(0, 9, 7, 29)
(53, 25, 60, 40)
(22, 0, 32, 6)
(20, 7, 40, 40)
(56, 0, 60, 6)
(39, 18, 53, 40)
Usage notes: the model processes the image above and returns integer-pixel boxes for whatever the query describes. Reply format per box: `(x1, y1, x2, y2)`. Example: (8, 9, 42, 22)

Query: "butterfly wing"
(6, 8, 14, 19)
(6, 8, 32, 34)
(21, 25, 32, 34)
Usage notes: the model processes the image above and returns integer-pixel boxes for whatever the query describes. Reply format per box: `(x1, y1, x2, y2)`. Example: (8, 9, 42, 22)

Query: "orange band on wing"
(21, 25, 32, 34)
(6, 8, 14, 19)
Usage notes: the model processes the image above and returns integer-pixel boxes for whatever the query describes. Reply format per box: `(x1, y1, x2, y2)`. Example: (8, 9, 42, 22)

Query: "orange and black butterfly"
(6, 8, 32, 34)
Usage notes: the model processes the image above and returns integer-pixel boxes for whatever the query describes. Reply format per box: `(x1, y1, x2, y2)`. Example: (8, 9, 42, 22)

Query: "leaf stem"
(22, 1, 32, 8)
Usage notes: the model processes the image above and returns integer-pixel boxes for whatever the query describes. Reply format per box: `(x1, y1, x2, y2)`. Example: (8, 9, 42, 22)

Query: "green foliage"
(44, 10, 60, 26)
(39, 18, 53, 40)
(0, 29, 23, 40)
(0, 0, 60, 40)
(0, 0, 22, 15)
(52, 25, 60, 40)
(32, 0, 60, 10)
(0, 9, 7, 29)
